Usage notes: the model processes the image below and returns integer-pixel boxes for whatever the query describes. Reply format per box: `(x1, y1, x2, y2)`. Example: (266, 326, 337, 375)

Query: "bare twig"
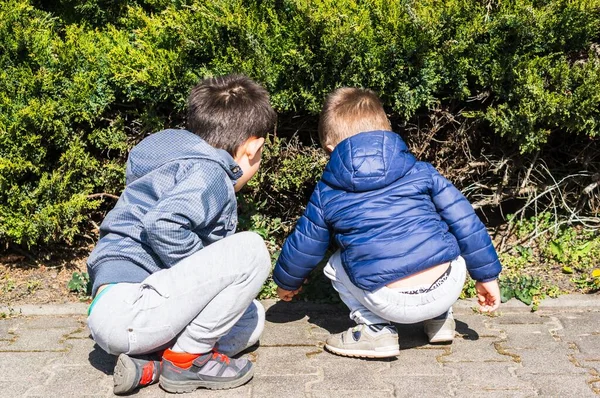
(87, 193, 120, 200)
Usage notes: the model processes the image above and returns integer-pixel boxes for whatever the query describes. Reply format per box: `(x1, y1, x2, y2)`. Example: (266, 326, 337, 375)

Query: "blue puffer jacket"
(273, 130, 501, 292)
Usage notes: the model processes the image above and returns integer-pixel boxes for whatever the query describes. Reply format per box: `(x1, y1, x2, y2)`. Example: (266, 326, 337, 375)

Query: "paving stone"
(1, 298, 599, 397)
(512, 348, 588, 375)
(261, 318, 319, 346)
(251, 375, 315, 398)
(451, 389, 537, 398)
(25, 364, 112, 396)
(0, 381, 35, 398)
(555, 312, 600, 334)
(306, 355, 392, 393)
(381, 347, 453, 376)
(445, 362, 536, 395)
(311, 391, 394, 398)
(519, 373, 598, 397)
(64, 318, 92, 339)
(0, 352, 58, 397)
(0, 318, 23, 340)
(455, 314, 503, 339)
(564, 334, 600, 361)
(117, 385, 167, 397)
(60, 336, 99, 363)
(19, 315, 82, 330)
(578, 358, 600, 375)
(440, 337, 512, 363)
(191, 384, 252, 397)
(488, 313, 550, 325)
(125, 384, 250, 398)
(501, 329, 562, 350)
(0, 324, 71, 352)
(255, 346, 319, 376)
(382, 376, 454, 397)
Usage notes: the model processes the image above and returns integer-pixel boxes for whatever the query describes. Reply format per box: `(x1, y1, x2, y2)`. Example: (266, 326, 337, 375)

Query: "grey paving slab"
(251, 375, 315, 398)
(447, 362, 537, 395)
(454, 314, 503, 339)
(520, 373, 599, 397)
(513, 347, 588, 375)
(382, 347, 452, 376)
(25, 364, 112, 397)
(0, 326, 70, 352)
(254, 346, 319, 376)
(0, 352, 60, 397)
(439, 337, 512, 363)
(382, 376, 455, 398)
(0, 318, 21, 340)
(0, 295, 598, 397)
(260, 317, 318, 346)
(311, 391, 394, 398)
(305, 355, 392, 393)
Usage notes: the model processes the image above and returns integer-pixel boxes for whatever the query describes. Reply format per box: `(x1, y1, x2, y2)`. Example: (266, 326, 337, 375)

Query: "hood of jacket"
(126, 129, 241, 183)
(321, 130, 416, 192)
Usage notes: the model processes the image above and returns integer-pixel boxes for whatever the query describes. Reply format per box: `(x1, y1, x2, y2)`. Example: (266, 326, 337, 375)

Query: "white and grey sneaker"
(424, 311, 456, 343)
(325, 324, 400, 358)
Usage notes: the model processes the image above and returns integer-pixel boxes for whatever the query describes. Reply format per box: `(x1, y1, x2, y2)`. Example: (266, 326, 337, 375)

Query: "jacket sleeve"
(429, 165, 502, 282)
(273, 184, 331, 291)
(141, 166, 229, 268)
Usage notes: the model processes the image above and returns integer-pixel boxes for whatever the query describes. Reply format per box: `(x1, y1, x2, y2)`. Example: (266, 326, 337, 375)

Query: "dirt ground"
(0, 243, 592, 308)
(0, 246, 92, 306)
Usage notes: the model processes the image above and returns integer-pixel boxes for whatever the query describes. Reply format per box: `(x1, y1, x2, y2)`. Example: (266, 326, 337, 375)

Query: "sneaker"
(159, 349, 254, 393)
(424, 312, 456, 343)
(324, 324, 400, 358)
(113, 353, 160, 395)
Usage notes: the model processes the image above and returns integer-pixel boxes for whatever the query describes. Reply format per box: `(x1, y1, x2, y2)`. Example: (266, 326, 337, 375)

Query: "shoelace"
(211, 350, 230, 365)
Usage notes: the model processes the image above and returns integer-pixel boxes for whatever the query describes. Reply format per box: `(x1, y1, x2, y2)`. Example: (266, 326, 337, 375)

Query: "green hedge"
(1, 0, 599, 246)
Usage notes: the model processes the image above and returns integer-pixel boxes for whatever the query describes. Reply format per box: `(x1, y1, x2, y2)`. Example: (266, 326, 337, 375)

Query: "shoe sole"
(428, 332, 455, 344)
(324, 344, 400, 358)
(159, 366, 255, 393)
(113, 354, 138, 395)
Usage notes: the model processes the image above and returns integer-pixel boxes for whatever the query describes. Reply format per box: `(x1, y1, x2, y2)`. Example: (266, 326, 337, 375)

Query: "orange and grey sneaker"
(113, 353, 161, 395)
(159, 348, 254, 393)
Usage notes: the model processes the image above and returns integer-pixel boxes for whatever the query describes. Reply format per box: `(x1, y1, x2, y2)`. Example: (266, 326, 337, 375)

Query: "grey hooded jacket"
(87, 129, 243, 296)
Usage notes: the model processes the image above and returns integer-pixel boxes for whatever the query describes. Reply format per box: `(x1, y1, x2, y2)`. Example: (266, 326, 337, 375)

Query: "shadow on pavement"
(266, 301, 479, 351)
(456, 319, 479, 340)
(88, 343, 116, 375)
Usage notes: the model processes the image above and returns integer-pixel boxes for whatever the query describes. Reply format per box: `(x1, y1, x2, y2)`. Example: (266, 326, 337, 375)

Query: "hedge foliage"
(1, 0, 599, 246)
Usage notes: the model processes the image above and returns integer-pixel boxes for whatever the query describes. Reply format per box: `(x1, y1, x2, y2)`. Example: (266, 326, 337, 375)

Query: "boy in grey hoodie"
(86, 75, 276, 394)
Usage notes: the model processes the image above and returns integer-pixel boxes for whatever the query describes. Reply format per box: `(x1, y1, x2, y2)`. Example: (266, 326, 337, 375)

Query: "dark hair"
(187, 74, 277, 155)
(318, 87, 390, 149)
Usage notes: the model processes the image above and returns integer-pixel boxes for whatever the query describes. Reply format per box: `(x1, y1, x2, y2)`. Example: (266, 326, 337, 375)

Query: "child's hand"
(277, 287, 302, 302)
(475, 279, 501, 312)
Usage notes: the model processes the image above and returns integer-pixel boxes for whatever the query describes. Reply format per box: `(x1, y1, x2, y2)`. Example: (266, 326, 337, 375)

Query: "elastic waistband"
(87, 283, 117, 316)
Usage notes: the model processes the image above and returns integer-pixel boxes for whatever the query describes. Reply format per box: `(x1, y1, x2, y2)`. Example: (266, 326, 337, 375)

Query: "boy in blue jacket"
(273, 87, 502, 358)
(86, 75, 276, 394)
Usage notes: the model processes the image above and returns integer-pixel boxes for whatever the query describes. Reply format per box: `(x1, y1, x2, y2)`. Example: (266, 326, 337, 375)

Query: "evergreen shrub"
(1, 0, 599, 247)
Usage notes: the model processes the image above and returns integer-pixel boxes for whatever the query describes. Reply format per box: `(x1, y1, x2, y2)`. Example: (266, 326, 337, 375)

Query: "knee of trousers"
(234, 231, 271, 277)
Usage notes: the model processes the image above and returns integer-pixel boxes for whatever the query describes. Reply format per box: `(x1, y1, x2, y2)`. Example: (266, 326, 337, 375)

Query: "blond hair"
(318, 87, 391, 149)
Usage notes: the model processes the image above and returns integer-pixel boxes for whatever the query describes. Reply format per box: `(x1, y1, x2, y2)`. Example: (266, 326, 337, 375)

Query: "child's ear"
(246, 137, 265, 160)
(325, 144, 335, 153)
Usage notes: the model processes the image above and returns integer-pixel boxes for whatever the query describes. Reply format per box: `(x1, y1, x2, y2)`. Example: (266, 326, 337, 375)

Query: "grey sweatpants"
(324, 251, 466, 325)
(87, 232, 271, 356)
